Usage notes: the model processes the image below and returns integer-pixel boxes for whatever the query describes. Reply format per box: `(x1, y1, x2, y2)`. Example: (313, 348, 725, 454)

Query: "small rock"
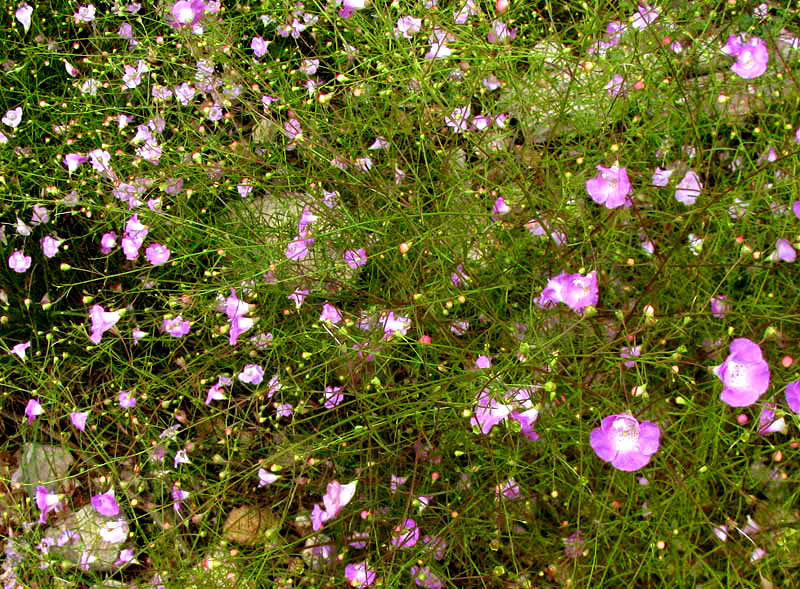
(43, 505, 130, 571)
(13, 443, 74, 496)
(222, 505, 281, 546)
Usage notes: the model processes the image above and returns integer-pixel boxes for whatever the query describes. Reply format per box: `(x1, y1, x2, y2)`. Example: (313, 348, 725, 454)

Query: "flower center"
(740, 50, 754, 67)
(611, 417, 640, 452)
(725, 361, 751, 389)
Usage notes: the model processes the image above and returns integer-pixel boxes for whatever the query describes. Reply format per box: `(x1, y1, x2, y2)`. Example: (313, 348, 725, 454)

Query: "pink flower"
(675, 170, 702, 205)
(651, 166, 674, 187)
(10, 341, 31, 360)
(344, 248, 367, 269)
(713, 338, 770, 407)
(100, 232, 117, 254)
(162, 316, 190, 337)
(251, 36, 269, 57)
(487, 19, 516, 43)
(145, 243, 171, 265)
(391, 518, 419, 548)
(537, 271, 598, 313)
(91, 489, 120, 517)
(8, 250, 31, 273)
(395, 15, 422, 38)
(631, 3, 659, 30)
(496, 478, 521, 499)
(40, 236, 62, 258)
(785, 381, 800, 414)
(320, 303, 343, 324)
(773, 238, 796, 262)
(710, 295, 729, 318)
(380, 311, 411, 339)
(410, 565, 445, 589)
(339, 0, 365, 18)
(89, 304, 121, 344)
(36, 486, 62, 523)
(15, 3, 33, 32)
(445, 105, 471, 133)
(475, 355, 491, 369)
(590, 414, 661, 471)
(25, 398, 43, 424)
(323, 386, 345, 408)
(757, 402, 787, 435)
(345, 562, 376, 587)
(289, 288, 309, 308)
(172, 485, 190, 512)
(586, 163, 632, 208)
(118, 390, 136, 409)
(70, 411, 89, 431)
(238, 364, 265, 385)
(723, 35, 769, 79)
(286, 236, 313, 261)
(258, 468, 280, 486)
(64, 153, 89, 172)
(73, 4, 96, 23)
(170, 0, 206, 28)
(2, 107, 23, 129)
(311, 480, 358, 531)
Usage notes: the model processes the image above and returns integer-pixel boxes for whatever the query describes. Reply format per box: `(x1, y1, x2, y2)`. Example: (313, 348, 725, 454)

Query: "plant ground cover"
(1, 0, 800, 587)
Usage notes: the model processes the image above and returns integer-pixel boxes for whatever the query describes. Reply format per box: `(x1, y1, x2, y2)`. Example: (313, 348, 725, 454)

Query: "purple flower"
(631, 3, 659, 29)
(785, 381, 800, 414)
(395, 15, 422, 38)
(258, 468, 280, 486)
(162, 316, 190, 337)
(92, 489, 120, 517)
(723, 35, 769, 79)
(391, 519, 420, 549)
(251, 36, 269, 57)
(323, 386, 345, 408)
(590, 414, 661, 471)
(100, 232, 117, 254)
(651, 166, 674, 187)
(311, 480, 357, 531)
(10, 341, 31, 360)
(563, 530, 586, 558)
(8, 250, 31, 273)
(713, 338, 770, 407)
(25, 398, 43, 424)
(620, 345, 641, 367)
(423, 535, 447, 560)
(344, 248, 367, 269)
(70, 411, 89, 431)
(286, 236, 313, 261)
(675, 170, 702, 205)
(289, 288, 309, 308)
(320, 303, 343, 324)
(118, 390, 136, 409)
(15, 3, 33, 32)
(238, 364, 265, 385)
(145, 243, 171, 265)
(586, 163, 632, 209)
(172, 485, 190, 512)
(537, 271, 598, 313)
(710, 295, 729, 318)
(345, 562, 376, 587)
(410, 565, 445, 589)
(773, 238, 796, 262)
(89, 304, 121, 344)
(496, 478, 521, 500)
